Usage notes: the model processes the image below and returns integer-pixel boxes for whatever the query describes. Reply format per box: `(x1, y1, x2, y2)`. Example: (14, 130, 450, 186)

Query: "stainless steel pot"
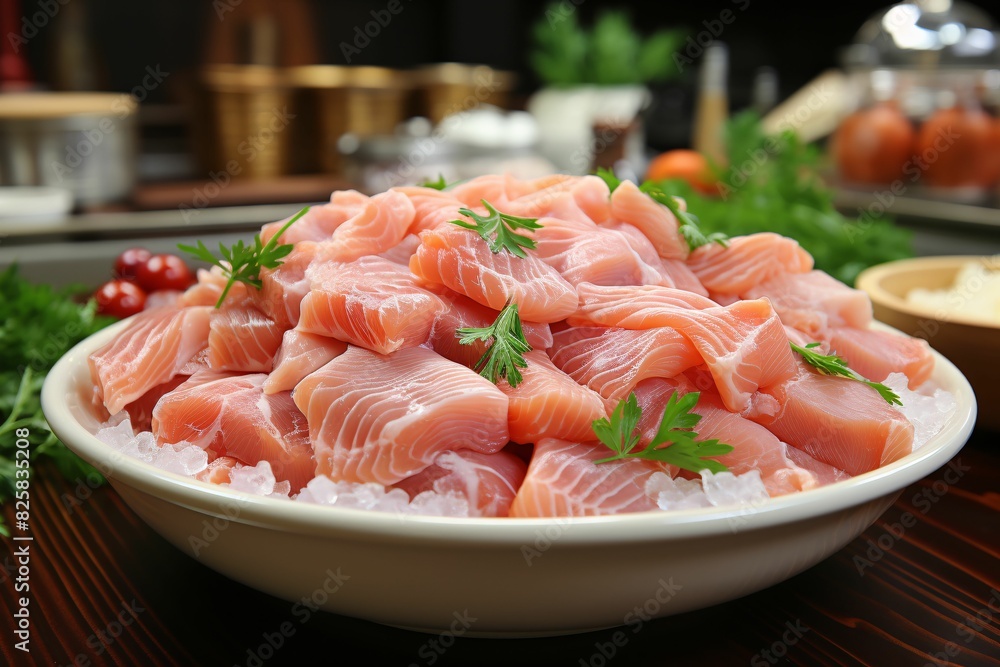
(0, 93, 138, 206)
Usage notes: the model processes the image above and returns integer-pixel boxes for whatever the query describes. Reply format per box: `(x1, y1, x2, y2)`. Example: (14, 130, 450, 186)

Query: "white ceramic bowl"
(42, 321, 977, 637)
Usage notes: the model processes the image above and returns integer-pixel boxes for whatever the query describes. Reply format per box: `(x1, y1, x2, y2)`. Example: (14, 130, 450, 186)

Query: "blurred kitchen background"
(1, 0, 999, 286)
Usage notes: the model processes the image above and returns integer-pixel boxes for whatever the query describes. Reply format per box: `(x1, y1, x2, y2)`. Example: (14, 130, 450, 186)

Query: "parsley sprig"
(449, 200, 542, 259)
(179, 206, 309, 308)
(640, 182, 729, 251)
(593, 392, 733, 474)
(791, 342, 903, 406)
(592, 169, 728, 252)
(456, 302, 532, 388)
(420, 174, 451, 190)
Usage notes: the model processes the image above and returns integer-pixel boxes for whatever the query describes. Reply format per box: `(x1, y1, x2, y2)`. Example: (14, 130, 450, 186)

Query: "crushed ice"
(883, 373, 957, 450)
(646, 469, 769, 511)
(295, 475, 471, 517)
(95, 415, 208, 476)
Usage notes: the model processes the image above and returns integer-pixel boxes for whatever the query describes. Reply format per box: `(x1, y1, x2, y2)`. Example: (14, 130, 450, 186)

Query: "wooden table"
(3, 433, 998, 667)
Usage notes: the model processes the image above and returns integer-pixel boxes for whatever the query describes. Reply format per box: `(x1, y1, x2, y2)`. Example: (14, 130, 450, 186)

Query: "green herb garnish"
(593, 392, 733, 474)
(791, 342, 902, 406)
(179, 206, 309, 308)
(0, 266, 114, 535)
(449, 200, 542, 259)
(456, 302, 532, 388)
(640, 182, 730, 251)
(420, 174, 450, 190)
(595, 167, 622, 192)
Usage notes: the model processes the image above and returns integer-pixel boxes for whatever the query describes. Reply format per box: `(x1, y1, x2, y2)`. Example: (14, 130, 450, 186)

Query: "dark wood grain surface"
(2, 432, 998, 667)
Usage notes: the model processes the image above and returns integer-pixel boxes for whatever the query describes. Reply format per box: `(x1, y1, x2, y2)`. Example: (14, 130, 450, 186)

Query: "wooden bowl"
(857, 256, 1000, 431)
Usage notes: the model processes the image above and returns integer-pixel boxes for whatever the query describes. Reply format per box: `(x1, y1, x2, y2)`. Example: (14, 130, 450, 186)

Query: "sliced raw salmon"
(549, 326, 701, 400)
(195, 456, 239, 484)
(752, 361, 914, 475)
(391, 186, 466, 234)
(394, 449, 527, 517)
(506, 175, 610, 223)
(743, 270, 873, 337)
(260, 190, 368, 245)
(686, 232, 814, 295)
(152, 371, 314, 492)
(250, 242, 318, 328)
(264, 329, 347, 394)
(319, 190, 415, 263)
(449, 174, 510, 207)
(508, 439, 669, 517)
(499, 350, 607, 444)
(124, 374, 188, 432)
(569, 285, 796, 413)
(377, 234, 422, 265)
(298, 255, 447, 354)
(207, 305, 285, 373)
(825, 326, 934, 389)
(178, 267, 251, 308)
(632, 378, 822, 496)
(424, 291, 552, 369)
(601, 221, 709, 295)
(529, 217, 666, 287)
(89, 305, 211, 414)
(293, 346, 510, 485)
(409, 223, 578, 323)
(609, 180, 689, 260)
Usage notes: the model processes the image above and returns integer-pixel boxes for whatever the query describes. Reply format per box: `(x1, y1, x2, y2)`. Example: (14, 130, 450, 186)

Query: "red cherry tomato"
(114, 247, 152, 282)
(136, 254, 195, 292)
(94, 280, 147, 318)
(832, 103, 916, 185)
(917, 106, 994, 188)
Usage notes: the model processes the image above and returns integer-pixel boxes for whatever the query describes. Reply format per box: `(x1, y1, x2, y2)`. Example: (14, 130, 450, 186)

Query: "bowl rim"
(41, 319, 977, 546)
(857, 255, 1000, 331)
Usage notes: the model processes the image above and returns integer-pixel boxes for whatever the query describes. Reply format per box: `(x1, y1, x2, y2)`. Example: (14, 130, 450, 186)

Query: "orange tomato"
(831, 103, 916, 185)
(645, 149, 719, 195)
(916, 106, 994, 188)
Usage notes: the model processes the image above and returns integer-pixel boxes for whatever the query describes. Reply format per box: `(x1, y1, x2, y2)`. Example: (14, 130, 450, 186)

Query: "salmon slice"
(570, 285, 796, 414)
(178, 267, 251, 308)
(659, 259, 710, 296)
(124, 374, 188, 432)
(394, 450, 527, 517)
(752, 361, 914, 475)
(609, 180, 688, 260)
(508, 439, 669, 517)
(529, 217, 666, 287)
(377, 234, 422, 265)
(298, 255, 447, 354)
(409, 224, 578, 323)
(632, 378, 822, 496)
(249, 242, 318, 328)
(449, 174, 511, 207)
(207, 305, 285, 373)
(568, 283, 718, 328)
(391, 186, 466, 234)
(743, 270, 873, 337)
(260, 190, 368, 245)
(320, 190, 415, 263)
(294, 346, 510, 485)
(263, 329, 347, 394)
(424, 291, 552, 369)
(195, 456, 239, 484)
(89, 305, 212, 414)
(686, 232, 814, 295)
(152, 371, 314, 492)
(499, 350, 607, 444)
(506, 176, 610, 223)
(549, 326, 701, 400)
(825, 327, 934, 389)
(505, 173, 580, 199)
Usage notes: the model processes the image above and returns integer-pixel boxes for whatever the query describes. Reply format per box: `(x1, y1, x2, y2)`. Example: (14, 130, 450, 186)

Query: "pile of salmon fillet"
(88, 173, 940, 518)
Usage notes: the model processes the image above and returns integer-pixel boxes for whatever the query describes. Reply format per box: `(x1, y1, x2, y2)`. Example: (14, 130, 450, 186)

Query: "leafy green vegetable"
(530, 5, 684, 86)
(457, 302, 532, 388)
(420, 174, 450, 191)
(0, 266, 114, 535)
(640, 182, 730, 251)
(791, 342, 902, 406)
(179, 206, 309, 308)
(593, 392, 734, 474)
(646, 111, 913, 285)
(449, 200, 542, 259)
